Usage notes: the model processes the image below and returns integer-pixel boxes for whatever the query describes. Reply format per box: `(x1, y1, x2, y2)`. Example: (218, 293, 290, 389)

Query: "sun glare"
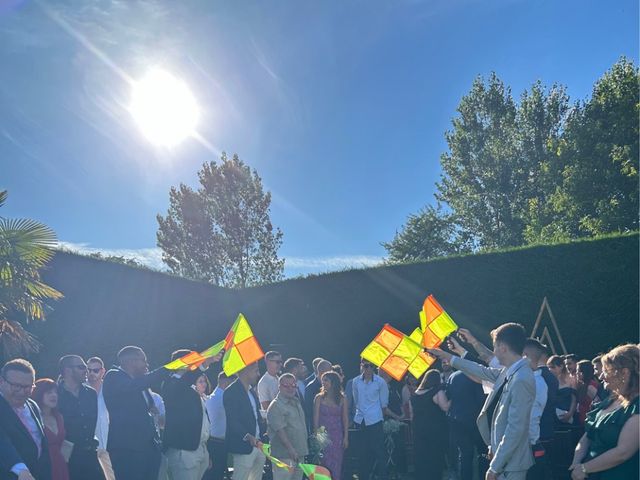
(129, 68, 200, 147)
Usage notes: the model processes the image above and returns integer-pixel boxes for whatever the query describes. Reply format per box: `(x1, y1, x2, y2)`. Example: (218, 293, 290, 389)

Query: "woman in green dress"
(569, 343, 639, 480)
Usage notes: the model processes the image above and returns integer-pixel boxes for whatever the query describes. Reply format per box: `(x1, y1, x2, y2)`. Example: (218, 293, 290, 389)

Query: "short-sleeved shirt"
(266, 393, 308, 459)
(257, 373, 279, 406)
(585, 396, 639, 479)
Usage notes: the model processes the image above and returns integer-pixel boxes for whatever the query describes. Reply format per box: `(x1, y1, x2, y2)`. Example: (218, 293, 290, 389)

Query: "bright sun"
(129, 68, 200, 147)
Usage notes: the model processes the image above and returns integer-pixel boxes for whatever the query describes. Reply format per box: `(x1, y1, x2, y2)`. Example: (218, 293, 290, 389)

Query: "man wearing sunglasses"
(57, 355, 105, 480)
(353, 359, 390, 480)
(86, 357, 114, 480)
(0, 358, 51, 480)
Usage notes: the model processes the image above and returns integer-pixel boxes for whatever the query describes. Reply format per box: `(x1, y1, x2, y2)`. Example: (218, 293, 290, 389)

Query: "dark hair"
(1, 359, 35, 378)
(117, 346, 144, 363)
(332, 364, 344, 377)
(32, 378, 58, 410)
(592, 355, 603, 365)
(418, 369, 441, 390)
(524, 338, 546, 353)
(547, 355, 568, 373)
(490, 323, 527, 355)
(319, 371, 343, 405)
(283, 358, 303, 373)
(58, 355, 84, 374)
(577, 360, 595, 385)
(217, 371, 234, 382)
(87, 357, 104, 367)
(171, 349, 192, 362)
(196, 373, 212, 395)
(564, 354, 578, 362)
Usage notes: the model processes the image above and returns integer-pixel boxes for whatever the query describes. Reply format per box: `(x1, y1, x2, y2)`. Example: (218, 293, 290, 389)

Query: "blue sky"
(1, 0, 638, 277)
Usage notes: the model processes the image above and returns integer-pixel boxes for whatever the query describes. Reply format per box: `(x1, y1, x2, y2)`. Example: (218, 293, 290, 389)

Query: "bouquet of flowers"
(308, 426, 332, 464)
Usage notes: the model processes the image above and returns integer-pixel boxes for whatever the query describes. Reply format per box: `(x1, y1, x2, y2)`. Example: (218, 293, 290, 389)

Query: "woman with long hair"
(569, 343, 639, 480)
(32, 378, 70, 480)
(194, 373, 212, 399)
(548, 355, 578, 424)
(411, 369, 450, 480)
(313, 371, 348, 480)
(576, 360, 601, 424)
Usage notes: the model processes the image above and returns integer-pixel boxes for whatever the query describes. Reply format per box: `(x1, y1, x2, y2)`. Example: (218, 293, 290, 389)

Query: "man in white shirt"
(352, 359, 389, 480)
(523, 339, 549, 480)
(87, 357, 114, 480)
(205, 372, 234, 480)
(257, 351, 282, 410)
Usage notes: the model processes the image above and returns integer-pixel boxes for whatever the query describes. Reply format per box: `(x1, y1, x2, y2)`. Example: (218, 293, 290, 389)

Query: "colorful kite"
(360, 324, 432, 381)
(299, 464, 332, 480)
(418, 294, 458, 349)
(223, 313, 265, 376)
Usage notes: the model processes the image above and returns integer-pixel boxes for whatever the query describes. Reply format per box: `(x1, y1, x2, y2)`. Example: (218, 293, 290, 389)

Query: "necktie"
(486, 377, 508, 429)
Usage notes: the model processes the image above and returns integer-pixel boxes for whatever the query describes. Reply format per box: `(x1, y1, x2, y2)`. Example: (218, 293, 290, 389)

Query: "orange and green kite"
(417, 294, 458, 349)
(360, 324, 434, 381)
(164, 313, 264, 375)
(164, 340, 225, 371)
(223, 313, 265, 376)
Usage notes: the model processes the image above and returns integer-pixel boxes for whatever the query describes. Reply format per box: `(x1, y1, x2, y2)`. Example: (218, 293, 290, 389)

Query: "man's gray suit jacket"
(451, 356, 535, 474)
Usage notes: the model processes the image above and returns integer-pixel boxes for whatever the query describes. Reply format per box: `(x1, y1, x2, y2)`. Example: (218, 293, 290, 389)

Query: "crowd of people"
(0, 322, 638, 480)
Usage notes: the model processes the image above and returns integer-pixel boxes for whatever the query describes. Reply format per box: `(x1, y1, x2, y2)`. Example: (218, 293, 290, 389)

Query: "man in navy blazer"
(103, 346, 171, 480)
(0, 359, 51, 480)
(223, 362, 266, 480)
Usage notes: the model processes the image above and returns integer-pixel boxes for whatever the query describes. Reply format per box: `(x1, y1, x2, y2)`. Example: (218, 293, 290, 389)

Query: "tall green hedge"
(31, 233, 638, 379)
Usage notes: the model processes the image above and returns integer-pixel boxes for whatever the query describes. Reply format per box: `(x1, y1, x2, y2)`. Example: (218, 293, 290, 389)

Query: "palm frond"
(0, 218, 57, 268)
(24, 280, 64, 301)
(0, 319, 41, 360)
(0, 190, 7, 208)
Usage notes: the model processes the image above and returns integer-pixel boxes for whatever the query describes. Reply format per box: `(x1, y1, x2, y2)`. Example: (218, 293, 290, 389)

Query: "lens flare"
(129, 68, 200, 147)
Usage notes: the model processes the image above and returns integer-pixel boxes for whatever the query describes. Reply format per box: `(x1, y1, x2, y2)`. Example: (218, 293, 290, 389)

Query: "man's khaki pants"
(232, 448, 266, 480)
(166, 443, 209, 480)
(272, 459, 303, 480)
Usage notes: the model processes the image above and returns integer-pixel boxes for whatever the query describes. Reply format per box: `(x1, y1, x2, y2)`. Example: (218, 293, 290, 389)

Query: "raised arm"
(458, 328, 495, 364)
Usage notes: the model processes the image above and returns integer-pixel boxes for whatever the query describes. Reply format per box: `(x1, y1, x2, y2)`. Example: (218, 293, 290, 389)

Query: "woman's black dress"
(411, 385, 448, 479)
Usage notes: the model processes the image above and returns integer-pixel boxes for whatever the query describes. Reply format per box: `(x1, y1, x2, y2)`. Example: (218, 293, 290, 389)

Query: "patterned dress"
(317, 401, 344, 480)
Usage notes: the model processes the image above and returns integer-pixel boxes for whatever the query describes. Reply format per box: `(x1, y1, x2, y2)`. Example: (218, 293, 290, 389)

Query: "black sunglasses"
(361, 363, 373, 369)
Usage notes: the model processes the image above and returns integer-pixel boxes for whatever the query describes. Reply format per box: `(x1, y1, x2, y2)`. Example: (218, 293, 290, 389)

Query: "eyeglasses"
(88, 368, 102, 374)
(2, 377, 35, 392)
(361, 363, 373, 369)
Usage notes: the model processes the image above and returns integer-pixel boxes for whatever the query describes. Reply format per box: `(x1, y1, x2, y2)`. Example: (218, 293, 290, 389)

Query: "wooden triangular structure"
(531, 297, 567, 355)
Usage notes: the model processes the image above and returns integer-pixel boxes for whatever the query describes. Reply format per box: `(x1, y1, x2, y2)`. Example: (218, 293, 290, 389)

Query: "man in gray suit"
(428, 323, 535, 480)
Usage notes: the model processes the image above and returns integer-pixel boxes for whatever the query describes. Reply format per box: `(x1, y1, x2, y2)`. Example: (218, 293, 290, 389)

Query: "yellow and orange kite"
(360, 294, 458, 380)
(164, 313, 264, 376)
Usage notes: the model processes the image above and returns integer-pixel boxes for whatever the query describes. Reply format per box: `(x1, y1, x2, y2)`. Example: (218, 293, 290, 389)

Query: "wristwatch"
(580, 463, 588, 475)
